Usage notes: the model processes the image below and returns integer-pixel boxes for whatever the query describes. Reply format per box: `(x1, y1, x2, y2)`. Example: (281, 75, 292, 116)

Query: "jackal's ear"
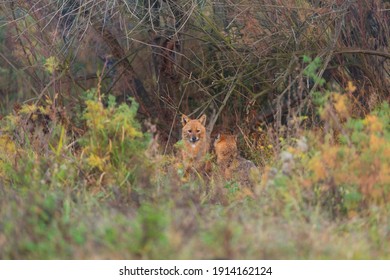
(181, 114, 190, 126)
(216, 133, 221, 140)
(198, 114, 207, 126)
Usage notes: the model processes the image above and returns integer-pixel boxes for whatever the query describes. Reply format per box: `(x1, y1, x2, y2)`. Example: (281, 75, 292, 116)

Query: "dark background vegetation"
(1, 1, 388, 143)
(0, 0, 389, 259)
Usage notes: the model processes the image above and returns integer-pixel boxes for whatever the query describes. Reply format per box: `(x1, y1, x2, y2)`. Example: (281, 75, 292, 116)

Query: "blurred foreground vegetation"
(0, 0, 389, 259)
(0, 88, 388, 259)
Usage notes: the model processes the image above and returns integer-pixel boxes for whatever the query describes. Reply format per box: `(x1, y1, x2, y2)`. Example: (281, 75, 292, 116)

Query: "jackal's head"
(181, 114, 207, 146)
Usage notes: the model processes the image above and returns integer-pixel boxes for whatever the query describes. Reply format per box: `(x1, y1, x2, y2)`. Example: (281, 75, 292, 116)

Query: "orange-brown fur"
(214, 134, 238, 173)
(180, 114, 209, 174)
(214, 133, 257, 187)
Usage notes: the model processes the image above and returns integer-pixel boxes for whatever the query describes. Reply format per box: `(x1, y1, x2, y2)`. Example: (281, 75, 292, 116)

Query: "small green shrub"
(79, 91, 152, 188)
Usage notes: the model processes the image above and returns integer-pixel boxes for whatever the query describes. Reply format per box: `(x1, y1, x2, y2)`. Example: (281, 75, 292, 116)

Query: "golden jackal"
(214, 133, 257, 187)
(180, 114, 209, 174)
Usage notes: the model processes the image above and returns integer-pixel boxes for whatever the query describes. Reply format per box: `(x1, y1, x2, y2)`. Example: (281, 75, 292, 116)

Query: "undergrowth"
(0, 0, 389, 260)
(0, 85, 389, 259)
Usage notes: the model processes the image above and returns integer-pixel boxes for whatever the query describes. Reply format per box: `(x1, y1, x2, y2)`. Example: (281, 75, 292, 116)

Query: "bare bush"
(0, 0, 388, 149)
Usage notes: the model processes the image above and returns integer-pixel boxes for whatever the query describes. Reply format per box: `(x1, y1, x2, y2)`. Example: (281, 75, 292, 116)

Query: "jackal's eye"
(196, 129, 200, 133)
(188, 130, 192, 133)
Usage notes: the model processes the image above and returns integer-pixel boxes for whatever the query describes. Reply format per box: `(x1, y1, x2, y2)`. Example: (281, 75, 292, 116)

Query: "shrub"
(261, 90, 390, 219)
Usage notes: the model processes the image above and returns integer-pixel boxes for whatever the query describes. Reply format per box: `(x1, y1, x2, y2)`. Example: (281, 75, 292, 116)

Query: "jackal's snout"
(189, 136, 199, 143)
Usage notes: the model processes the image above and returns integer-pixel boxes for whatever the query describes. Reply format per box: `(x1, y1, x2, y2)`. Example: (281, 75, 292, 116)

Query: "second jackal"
(214, 133, 257, 187)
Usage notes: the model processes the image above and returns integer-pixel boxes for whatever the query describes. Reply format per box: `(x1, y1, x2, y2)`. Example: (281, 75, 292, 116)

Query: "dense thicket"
(0, 0, 389, 260)
(0, 0, 388, 144)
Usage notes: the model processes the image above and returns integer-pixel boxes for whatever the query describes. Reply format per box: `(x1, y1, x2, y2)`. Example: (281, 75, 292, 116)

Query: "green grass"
(0, 92, 389, 259)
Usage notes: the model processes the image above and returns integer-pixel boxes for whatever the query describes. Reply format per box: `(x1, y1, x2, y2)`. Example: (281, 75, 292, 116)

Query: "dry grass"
(0, 0, 389, 259)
